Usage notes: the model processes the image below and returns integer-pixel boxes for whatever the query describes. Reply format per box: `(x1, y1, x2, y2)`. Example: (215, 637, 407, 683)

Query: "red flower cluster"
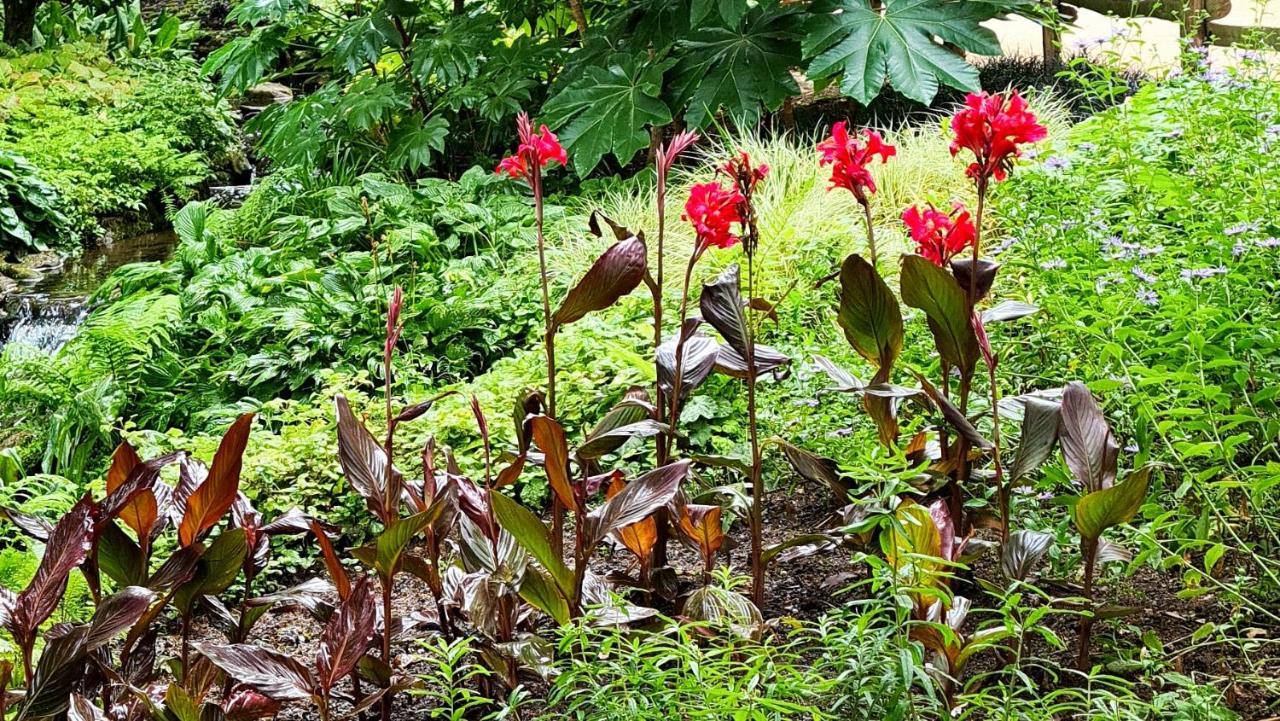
(817, 121, 896, 203)
(949, 91, 1047, 183)
(902, 203, 977, 266)
(496, 112, 567, 180)
(684, 181, 744, 250)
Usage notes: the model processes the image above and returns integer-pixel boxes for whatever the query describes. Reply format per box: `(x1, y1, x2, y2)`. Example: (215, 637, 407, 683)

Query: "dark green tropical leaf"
(542, 53, 673, 174)
(672, 1, 802, 128)
(803, 0, 1008, 105)
(837, 253, 903, 371)
(900, 255, 978, 377)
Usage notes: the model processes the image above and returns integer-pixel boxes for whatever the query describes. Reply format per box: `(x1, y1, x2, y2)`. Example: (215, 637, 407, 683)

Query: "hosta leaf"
(671, 1, 802, 128)
(315, 575, 376, 693)
(542, 53, 673, 174)
(552, 235, 648, 329)
(1009, 397, 1061, 481)
(1059, 381, 1118, 492)
(1073, 467, 1151, 541)
(803, 0, 1008, 105)
(900, 255, 978, 377)
(837, 253, 903, 369)
(179, 413, 254, 547)
(196, 643, 314, 701)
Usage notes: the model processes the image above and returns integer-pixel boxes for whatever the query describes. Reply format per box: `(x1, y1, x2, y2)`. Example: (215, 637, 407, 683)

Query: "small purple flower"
(1256, 237, 1280, 249)
(1040, 258, 1067, 270)
(1137, 245, 1164, 257)
(1078, 142, 1098, 153)
(1238, 49, 1263, 62)
(827, 427, 853, 438)
(1036, 491, 1054, 501)
(1135, 287, 1159, 306)
(1266, 125, 1280, 138)
(1042, 155, 1069, 170)
(1180, 266, 1228, 281)
(1233, 242, 1247, 257)
(1224, 221, 1260, 236)
(1167, 127, 1184, 139)
(1131, 267, 1157, 284)
(1201, 67, 1229, 85)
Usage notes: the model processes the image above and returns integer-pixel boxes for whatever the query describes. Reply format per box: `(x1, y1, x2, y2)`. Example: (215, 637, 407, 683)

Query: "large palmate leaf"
(900, 255, 978, 377)
(552, 235, 648, 329)
(1074, 467, 1151, 541)
(542, 53, 674, 174)
(315, 575, 376, 694)
(803, 0, 1012, 105)
(179, 413, 255, 547)
(671, 0, 803, 128)
(837, 253, 903, 371)
(1059, 382, 1119, 492)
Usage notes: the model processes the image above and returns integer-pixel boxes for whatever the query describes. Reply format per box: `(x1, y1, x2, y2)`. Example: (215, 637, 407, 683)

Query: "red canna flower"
(495, 112, 567, 181)
(903, 203, 977, 266)
(684, 181, 744, 250)
(817, 121, 896, 204)
(949, 90, 1047, 183)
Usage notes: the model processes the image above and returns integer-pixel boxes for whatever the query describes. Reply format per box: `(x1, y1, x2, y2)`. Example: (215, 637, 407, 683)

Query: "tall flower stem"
(745, 247, 764, 608)
(663, 250, 701, 460)
(531, 165, 564, 557)
(971, 179, 1009, 540)
(861, 200, 878, 267)
(1077, 538, 1098, 669)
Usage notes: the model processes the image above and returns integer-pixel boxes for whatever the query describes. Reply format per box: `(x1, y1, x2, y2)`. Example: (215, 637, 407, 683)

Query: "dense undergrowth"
(0, 42, 236, 251)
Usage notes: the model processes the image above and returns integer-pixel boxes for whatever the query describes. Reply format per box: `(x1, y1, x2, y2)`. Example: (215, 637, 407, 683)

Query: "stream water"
(0, 231, 178, 353)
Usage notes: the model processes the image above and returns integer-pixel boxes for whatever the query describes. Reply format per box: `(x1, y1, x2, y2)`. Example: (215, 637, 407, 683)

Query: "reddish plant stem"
(531, 165, 564, 559)
(861, 200, 878, 268)
(1077, 537, 1098, 670)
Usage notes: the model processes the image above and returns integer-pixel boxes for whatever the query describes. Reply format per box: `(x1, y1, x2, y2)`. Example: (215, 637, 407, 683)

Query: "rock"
(0, 274, 17, 298)
(0, 262, 39, 282)
(242, 82, 293, 107)
(18, 251, 63, 274)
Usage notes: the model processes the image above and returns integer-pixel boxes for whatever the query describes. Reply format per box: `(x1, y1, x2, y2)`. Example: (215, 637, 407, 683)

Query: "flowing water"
(0, 231, 177, 353)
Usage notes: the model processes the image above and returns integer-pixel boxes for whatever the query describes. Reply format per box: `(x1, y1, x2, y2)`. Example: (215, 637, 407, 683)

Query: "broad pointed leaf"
(552, 236, 648, 329)
(315, 575, 376, 694)
(529, 415, 577, 514)
(1009, 397, 1061, 481)
(584, 460, 691, 548)
(1074, 467, 1151, 541)
(335, 395, 399, 521)
(1000, 529, 1053, 582)
(490, 492, 574, 598)
(179, 413, 254, 546)
(1059, 382, 1118, 492)
(900, 255, 978, 377)
(837, 253, 903, 369)
(196, 643, 313, 701)
(700, 265, 749, 357)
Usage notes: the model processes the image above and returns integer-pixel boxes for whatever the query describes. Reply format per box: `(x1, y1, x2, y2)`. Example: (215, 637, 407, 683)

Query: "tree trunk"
(567, 0, 588, 40)
(3, 0, 39, 46)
